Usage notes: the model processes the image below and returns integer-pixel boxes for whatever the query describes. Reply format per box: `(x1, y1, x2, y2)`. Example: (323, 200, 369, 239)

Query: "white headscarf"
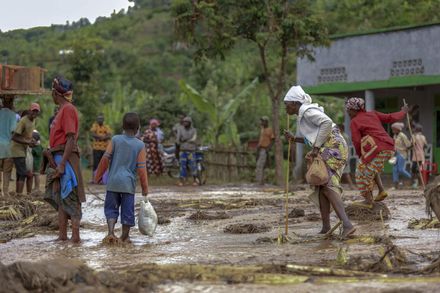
(283, 85, 312, 105)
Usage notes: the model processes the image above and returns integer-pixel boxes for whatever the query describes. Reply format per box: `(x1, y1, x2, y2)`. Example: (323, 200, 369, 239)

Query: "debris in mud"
(102, 235, 123, 246)
(254, 236, 275, 244)
(288, 208, 305, 218)
(224, 223, 271, 234)
(0, 258, 102, 292)
(408, 218, 440, 229)
(0, 196, 58, 243)
(419, 256, 440, 274)
(423, 175, 440, 220)
(157, 216, 171, 225)
(304, 213, 320, 221)
(188, 211, 231, 221)
(346, 202, 390, 221)
(342, 236, 410, 273)
(367, 244, 408, 273)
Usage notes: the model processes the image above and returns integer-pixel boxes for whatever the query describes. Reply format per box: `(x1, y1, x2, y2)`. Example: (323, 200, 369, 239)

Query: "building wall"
(297, 25, 440, 87)
(373, 88, 435, 144)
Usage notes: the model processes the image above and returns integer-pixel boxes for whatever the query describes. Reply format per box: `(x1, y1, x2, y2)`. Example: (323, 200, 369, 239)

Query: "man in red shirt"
(45, 76, 85, 243)
(346, 97, 408, 207)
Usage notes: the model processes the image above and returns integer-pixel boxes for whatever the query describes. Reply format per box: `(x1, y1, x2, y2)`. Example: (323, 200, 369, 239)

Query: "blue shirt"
(0, 108, 17, 159)
(106, 134, 145, 195)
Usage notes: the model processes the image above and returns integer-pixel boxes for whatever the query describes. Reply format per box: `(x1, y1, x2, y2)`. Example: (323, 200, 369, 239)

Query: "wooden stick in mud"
(324, 220, 341, 238)
(403, 99, 425, 189)
(285, 115, 291, 235)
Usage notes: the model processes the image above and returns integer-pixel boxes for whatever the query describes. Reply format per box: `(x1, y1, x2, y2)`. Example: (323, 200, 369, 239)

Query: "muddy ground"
(1, 184, 440, 292)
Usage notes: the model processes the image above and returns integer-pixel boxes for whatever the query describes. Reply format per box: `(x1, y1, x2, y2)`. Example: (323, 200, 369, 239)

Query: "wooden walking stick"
(285, 115, 291, 236)
(403, 99, 425, 189)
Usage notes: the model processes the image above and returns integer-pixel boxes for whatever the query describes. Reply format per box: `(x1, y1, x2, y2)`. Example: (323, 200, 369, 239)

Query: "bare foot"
(71, 236, 81, 244)
(120, 237, 132, 244)
(55, 236, 68, 242)
(318, 227, 331, 234)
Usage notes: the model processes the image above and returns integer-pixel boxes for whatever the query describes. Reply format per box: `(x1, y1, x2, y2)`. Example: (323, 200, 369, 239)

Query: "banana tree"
(179, 77, 258, 146)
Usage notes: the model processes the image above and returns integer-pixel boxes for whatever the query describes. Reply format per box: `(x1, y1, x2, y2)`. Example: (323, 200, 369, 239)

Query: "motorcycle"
(161, 145, 209, 185)
(162, 145, 180, 178)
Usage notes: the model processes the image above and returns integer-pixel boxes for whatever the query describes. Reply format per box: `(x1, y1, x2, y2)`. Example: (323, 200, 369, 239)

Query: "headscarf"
(283, 85, 312, 105)
(149, 119, 160, 127)
(391, 122, 404, 131)
(52, 76, 73, 103)
(345, 97, 365, 112)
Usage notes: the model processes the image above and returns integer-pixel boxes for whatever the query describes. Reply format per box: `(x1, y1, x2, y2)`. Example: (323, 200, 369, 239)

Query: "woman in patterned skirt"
(284, 85, 355, 239)
(346, 97, 408, 208)
(142, 119, 163, 176)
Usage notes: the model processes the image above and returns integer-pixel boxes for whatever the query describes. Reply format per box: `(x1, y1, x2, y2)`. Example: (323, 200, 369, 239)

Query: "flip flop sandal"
(374, 191, 388, 202)
(352, 201, 373, 209)
(341, 227, 356, 239)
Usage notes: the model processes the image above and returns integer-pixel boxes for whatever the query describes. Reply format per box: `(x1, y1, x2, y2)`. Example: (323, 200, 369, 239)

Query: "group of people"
(1, 77, 428, 243)
(0, 96, 44, 197)
(390, 122, 427, 189)
(90, 113, 200, 186)
(281, 85, 427, 238)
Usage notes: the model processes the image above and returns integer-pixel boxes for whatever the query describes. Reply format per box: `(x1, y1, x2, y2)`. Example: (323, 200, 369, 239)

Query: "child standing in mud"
(95, 113, 148, 243)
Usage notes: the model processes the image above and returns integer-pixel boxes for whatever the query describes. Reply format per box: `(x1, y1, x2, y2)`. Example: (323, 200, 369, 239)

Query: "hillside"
(1, 0, 439, 146)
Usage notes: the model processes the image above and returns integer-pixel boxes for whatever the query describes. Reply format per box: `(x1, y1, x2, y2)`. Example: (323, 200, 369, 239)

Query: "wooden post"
(403, 99, 425, 189)
(285, 115, 291, 235)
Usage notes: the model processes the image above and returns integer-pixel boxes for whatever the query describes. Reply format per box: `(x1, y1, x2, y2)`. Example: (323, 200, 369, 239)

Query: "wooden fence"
(204, 148, 256, 182)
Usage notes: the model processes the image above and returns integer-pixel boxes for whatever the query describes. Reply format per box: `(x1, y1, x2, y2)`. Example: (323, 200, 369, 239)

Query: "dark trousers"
(93, 150, 105, 171)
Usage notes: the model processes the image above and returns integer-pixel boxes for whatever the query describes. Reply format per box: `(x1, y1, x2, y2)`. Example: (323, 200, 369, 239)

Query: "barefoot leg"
(57, 207, 68, 241)
(71, 217, 81, 243)
(318, 188, 331, 234)
(321, 186, 354, 237)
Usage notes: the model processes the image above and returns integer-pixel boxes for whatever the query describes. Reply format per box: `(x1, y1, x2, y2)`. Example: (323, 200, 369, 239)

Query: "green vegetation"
(1, 0, 438, 180)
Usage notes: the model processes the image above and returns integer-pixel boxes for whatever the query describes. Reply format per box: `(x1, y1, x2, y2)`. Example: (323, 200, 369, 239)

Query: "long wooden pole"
(403, 99, 425, 189)
(285, 115, 291, 235)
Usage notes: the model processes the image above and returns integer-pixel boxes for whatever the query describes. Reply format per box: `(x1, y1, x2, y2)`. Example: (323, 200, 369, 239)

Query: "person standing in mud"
(284, 86, 355, 239)
(11, 103, 40, 196)
(411, 124, 427, 188)
(346, 97, 408, 208)
(90, 114, 112, 180)
(391, 122, 412, 190)
(142, 119, 163, 176)
(176, 116, 198, 186)
(95, 112, 148, 243)
(255, 116, 275, 185)
(45, 76, 85, 243)
(0, 95, 17, 197)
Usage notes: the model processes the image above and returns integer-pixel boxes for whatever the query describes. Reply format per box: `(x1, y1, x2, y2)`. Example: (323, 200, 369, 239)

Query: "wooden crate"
(1, 65, 45, 91)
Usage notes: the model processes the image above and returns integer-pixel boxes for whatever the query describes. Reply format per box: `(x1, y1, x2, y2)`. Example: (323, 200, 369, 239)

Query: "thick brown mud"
(1, 184, 439, 292)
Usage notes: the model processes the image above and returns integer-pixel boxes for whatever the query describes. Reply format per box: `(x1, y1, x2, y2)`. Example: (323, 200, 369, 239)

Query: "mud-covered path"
(1, 185, 439, 292)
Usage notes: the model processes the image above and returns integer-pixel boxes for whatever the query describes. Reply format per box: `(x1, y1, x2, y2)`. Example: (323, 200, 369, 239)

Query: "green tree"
(66, 36, 106, 136)
(172, 0, 329, 185)
(179, 77, 258, 146)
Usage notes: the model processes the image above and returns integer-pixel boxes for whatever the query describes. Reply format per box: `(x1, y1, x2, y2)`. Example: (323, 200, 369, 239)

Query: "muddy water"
(1, 185, 440, 291)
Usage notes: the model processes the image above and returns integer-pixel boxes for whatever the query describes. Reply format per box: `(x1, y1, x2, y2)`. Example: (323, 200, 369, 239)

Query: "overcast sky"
(0, 0, 133, 32)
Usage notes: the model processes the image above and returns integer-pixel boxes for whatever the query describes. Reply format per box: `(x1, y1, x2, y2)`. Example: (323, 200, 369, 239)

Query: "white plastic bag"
(25, 147, 33, 172)
(138, 198, 158, 236)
